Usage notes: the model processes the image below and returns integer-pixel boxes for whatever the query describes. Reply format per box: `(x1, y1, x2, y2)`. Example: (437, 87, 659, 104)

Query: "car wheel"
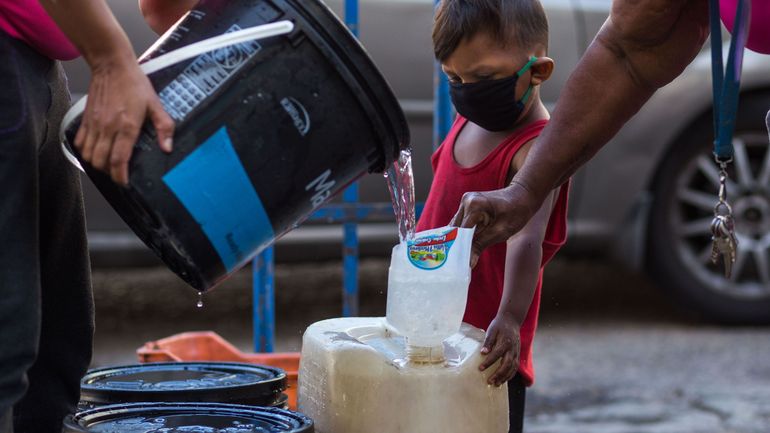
(649, 92, 770, 324)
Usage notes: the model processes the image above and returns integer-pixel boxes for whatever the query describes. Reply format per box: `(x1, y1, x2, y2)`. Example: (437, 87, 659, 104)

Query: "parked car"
(62, 0, 770, 323)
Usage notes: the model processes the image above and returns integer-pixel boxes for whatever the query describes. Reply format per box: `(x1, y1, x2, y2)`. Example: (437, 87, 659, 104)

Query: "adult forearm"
(514, 26, 656, 204)
(39, 0, 135, 67)
(452, 0, 708, 263)
(39, 0, 175, 186)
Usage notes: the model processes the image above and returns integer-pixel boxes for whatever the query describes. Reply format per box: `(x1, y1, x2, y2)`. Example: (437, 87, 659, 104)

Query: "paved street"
(91, 258, 770, 432)
(530, 323, 770, 432)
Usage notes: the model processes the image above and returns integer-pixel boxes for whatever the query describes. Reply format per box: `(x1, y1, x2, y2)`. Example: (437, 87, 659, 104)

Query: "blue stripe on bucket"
(163, 127, 274, 271)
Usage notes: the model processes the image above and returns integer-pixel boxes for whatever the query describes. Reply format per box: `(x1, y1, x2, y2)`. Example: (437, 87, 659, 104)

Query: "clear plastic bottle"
(385, 227, 474, 349)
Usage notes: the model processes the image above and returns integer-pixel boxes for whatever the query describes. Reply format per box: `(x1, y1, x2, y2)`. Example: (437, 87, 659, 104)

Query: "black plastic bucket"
(63, 402, 313, 432)
(78, 363, 287, 410)
(61, 0, 409, 291)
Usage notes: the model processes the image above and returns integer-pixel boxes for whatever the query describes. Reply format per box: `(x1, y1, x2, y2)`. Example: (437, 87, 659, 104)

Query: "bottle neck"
(405, 344, 445, 364)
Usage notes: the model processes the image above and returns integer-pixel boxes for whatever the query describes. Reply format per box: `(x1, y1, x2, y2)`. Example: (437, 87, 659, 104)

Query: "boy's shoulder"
(509, 117, 549, 172)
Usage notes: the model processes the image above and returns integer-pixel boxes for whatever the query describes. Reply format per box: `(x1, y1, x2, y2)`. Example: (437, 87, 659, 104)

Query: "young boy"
(419, 1, 569, 432)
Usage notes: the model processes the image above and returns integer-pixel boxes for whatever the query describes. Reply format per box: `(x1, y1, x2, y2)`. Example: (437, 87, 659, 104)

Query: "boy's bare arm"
(478, 188, 557, 387)
(39, 0, 174, 185)
(453, 0, 710, 262)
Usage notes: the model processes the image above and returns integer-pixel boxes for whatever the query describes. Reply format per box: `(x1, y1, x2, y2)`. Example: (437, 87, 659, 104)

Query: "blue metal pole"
(253, 255, 262, 352)
(433, 1, 453, 150)
(253, 246, 275, 352)
(345, 0, 359, 36)
(433, 66, 453, 150)
(342, 0, 360, 318)
(342, 207, 359, 317)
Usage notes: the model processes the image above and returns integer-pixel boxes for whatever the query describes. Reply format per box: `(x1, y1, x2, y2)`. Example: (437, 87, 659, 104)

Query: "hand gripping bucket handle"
(59, 20, 295, 170)
(59, 1, 409, 291)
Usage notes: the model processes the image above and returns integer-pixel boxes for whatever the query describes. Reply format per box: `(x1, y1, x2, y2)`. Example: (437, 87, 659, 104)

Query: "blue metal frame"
(434, 62, 453, 146)
(434, 0, 453, 143)
(253, 245, 275, 352)
(253, 0, 453, 352)
(342, 0, 361, 318)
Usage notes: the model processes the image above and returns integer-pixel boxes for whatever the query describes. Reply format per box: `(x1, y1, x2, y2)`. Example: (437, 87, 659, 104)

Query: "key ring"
(714, 161, 734, 216)
(718, 163, 728, 203)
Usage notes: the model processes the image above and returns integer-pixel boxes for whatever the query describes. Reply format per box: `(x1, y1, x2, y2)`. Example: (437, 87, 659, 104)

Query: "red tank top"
(0, 0, 79, 60)
(416, 116, 569, 386)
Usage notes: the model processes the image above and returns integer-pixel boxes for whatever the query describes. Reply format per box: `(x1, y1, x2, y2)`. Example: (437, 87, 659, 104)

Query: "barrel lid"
(272, 393, 290, 410)
(63, 402, 313, 433)
(80, 362, 286, 406)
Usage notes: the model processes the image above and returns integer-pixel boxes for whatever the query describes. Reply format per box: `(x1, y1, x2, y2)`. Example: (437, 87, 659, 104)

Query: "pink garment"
(0, 0, 79, 60)
(721, 0, 770, 54)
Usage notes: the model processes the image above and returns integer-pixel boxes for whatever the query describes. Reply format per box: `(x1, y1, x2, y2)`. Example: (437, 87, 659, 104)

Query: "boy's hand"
(479, 311, 521, 387)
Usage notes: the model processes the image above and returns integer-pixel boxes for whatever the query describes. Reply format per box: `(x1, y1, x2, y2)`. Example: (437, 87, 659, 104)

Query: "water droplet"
(197, 291, 204, 308)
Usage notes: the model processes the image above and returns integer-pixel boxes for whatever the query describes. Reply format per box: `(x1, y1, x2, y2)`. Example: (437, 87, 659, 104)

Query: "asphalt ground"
(91, 258, 770, 432)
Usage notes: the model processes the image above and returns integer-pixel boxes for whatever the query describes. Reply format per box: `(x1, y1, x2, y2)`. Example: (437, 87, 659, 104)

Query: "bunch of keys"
(710, 162, 738, 278)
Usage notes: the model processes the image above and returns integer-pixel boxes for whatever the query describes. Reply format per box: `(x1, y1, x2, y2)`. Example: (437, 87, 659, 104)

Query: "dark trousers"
(0, 32, 93, 433)
(508, 374, 526, 433)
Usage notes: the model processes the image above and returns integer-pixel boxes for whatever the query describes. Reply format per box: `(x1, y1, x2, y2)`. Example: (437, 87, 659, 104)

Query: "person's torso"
(0, 0, 78, 60)
(416, 115, 570, 385)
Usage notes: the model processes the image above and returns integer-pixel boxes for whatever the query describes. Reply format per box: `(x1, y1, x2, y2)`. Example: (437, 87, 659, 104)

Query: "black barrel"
(78, 363, 287, 410)
(62, 0, 409, 291)
(63, 402, 313, 432)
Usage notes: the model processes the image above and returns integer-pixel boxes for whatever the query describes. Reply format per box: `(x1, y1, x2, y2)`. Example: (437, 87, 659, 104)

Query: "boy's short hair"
(433, 0, 549, 61)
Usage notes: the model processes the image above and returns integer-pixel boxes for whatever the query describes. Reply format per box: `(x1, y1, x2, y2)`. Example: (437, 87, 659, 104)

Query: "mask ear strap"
(517, 56, 538, 104)
(520, 85, 534, 104)
(516, 56, 538, 76)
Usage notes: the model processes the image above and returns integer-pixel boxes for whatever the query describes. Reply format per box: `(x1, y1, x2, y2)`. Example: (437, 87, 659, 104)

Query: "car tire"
(648, 91, 770, 324)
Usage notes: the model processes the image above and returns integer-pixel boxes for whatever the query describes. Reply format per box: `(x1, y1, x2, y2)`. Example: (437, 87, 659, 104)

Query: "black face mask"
(449, 56, 537, 132)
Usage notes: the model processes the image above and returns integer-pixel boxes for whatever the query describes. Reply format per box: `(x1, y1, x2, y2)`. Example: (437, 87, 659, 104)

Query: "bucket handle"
(60, 20, 295, 171)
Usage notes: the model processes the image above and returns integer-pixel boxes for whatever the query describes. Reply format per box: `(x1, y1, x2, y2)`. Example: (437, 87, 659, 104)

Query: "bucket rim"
(80, 362, 287, 405)
(64, 402, 313, 432)
(284, 0, 411, 169)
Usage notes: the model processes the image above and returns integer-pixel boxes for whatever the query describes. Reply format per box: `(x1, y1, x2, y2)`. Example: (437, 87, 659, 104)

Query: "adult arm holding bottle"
(451, 0, 711, 264)
(38, 0, 176, 185)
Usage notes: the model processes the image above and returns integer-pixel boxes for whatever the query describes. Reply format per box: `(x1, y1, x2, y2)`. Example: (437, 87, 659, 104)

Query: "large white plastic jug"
(298, 317, 508, 433)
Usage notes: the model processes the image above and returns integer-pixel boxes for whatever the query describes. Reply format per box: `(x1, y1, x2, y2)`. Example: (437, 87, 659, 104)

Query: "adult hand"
(451, 181, 540, 268)
(139, 0, 199, 35)
(74, 55, 174, 185)
(479, 311, 521, 387)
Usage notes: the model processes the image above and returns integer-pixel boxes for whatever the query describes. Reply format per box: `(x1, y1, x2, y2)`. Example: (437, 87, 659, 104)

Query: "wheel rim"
(670, 131, 770, 300)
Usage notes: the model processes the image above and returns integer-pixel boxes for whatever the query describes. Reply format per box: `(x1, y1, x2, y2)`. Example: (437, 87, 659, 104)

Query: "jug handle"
(59, 20, 295, 171)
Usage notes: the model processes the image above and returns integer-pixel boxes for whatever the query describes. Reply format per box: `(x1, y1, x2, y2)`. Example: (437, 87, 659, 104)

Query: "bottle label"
(407, 227, 458, 270)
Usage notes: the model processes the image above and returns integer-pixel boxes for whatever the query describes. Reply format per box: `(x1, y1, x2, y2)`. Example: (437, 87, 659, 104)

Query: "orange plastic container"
(137, 331, 300, 409)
